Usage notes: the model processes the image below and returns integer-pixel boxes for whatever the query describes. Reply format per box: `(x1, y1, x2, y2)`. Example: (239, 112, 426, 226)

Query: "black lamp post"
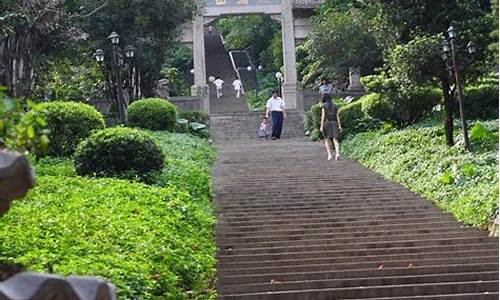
(441, 25, 476, 150)
(108, 31, 126, 123)
(275, 71, 283, 97)
(124, 45, 136, 103)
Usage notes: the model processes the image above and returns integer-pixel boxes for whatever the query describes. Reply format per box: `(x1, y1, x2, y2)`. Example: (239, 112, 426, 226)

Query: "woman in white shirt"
(232, 77, 244, 98)
(265, 90, 287, 140)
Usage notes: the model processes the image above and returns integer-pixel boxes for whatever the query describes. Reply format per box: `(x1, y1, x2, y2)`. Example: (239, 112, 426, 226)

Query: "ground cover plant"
(0, 130, 217, 299)
(342, 118, 499, 229)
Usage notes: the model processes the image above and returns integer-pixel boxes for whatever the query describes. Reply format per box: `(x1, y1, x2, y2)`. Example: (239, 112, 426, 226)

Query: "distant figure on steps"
(258, 116, 270, 141)
(232, 77, 244, 98)
(208, 25, 214, 36)
(319, 77, 334, 95)
(213, 76, 224, 99)
(265, 90, 287, 140)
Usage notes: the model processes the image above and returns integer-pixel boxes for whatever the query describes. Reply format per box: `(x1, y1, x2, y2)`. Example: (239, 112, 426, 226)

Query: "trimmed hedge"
(74, 127, 165, 180)
(361, 93, 392, 121)
(127, 98, 178, 131)
(22, 101, 105, 156)
(461, 84, 499, 120)
(338, 100, 380, 135)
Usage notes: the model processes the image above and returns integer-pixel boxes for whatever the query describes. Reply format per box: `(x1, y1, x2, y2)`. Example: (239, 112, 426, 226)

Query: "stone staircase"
(207, 25, 499, 300)
(212, 139, 499, 299)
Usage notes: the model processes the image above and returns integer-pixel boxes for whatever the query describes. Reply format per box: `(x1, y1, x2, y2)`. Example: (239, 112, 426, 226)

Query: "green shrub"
(338, 100, 381, 135)
(460, 84, 499, 120)
(343, 118, 499, 228)
(361, 93, 392, 121)
(127, 98, 178, 131)
(22, 101, 105, 156)
(361, 73, 441, 126)
(74, 127, 165, 180)
(389, 87, 441, 126)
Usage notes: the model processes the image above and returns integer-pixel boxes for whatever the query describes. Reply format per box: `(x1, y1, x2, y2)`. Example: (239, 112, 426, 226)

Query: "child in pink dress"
(258, 117, 270, 141)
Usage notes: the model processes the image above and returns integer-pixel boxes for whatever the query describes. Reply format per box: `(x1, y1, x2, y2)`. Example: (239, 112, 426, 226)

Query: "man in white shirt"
(232, 77, 244, 98)
(265, 90, 287, 140)
(213, 76, 224, 99)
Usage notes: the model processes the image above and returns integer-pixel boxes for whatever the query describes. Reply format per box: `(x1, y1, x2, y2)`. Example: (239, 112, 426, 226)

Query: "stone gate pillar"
(281, 0, 299, 109)
(192, 14, 210, 112)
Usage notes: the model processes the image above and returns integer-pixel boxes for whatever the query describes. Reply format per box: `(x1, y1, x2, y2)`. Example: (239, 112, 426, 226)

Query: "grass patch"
(342, 118, 499, 229)
(1, 131, 217, 299)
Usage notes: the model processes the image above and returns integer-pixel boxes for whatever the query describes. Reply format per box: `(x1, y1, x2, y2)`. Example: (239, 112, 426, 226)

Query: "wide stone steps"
(219, 281, 499, 299)
(209, 49, 498, 297)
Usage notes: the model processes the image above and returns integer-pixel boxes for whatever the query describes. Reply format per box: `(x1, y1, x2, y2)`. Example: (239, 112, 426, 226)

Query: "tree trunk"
(440, 76, 454, 146)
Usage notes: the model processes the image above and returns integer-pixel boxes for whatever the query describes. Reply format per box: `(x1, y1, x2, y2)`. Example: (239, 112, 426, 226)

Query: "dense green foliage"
(22, 101, 105, 156)
(362, 74, 442, 126)
(127, 98, 178, 131)
(74, 127, 165, 181)
(343, 118, 499, 228)
(462, 83, 499, 120)
(1, 0, 198, 100)
(1, 131, 216, 299)
(304, 2, 382, 82)
(0, 89, 49, 154)
(361, 93, 392, 121)
(338, 100, 380, 136)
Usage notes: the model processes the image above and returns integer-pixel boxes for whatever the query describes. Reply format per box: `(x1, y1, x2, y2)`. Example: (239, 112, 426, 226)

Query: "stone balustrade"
(292, 0, 324, 9)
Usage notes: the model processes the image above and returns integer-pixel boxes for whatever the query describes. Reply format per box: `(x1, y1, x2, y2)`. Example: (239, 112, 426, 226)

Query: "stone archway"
(182, 0, 322, 112)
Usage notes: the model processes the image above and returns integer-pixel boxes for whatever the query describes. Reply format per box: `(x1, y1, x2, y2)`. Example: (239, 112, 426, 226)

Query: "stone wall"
(169, 96, 202, 112)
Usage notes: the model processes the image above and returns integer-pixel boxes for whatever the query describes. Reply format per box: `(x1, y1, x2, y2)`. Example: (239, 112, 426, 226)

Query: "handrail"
(228, 51, 242, 80)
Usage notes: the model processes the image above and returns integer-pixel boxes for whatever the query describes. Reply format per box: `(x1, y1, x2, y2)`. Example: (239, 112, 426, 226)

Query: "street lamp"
(109, 31, 120, 45)
(94, 49, 104, 62)
(466, 41, 477, 54)
(247, 65, 260, 99)
(275, 71, 283, 97)
(441, 26, 476, 150)
(190, 69, 195, 74)
(124, 45, 136, 103)
(108, 31, 126, 123)
(124, 45, 135, 58)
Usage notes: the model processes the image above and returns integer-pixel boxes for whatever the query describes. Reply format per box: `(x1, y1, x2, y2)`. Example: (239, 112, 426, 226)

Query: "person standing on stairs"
(232, 77, 244, 98)
(265, 90, 287, 140)
(213, 76, 224, 99)
(320, 94, 342, 161)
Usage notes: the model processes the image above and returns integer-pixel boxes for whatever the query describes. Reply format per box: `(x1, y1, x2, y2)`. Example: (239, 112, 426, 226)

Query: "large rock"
(0, 272, 116, 300)
(0, 150, 35, 214)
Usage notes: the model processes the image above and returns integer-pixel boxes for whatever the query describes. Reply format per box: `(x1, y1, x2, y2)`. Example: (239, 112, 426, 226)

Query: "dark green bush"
(22, 101, 105, 156)
(127, 98, 178, 131)
(361, 93, 392, 121)
(362, 73, 441, 126)
(74, 127, 165, 180)
(339, 100, 380, 135)
(392, 87, 441, 126)
(459, 84, 499, 120)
